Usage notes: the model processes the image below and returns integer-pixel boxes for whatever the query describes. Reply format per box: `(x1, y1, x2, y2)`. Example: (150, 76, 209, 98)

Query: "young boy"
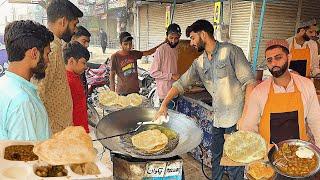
(64, 42, 90, 132)
(110, 32, 164, 95)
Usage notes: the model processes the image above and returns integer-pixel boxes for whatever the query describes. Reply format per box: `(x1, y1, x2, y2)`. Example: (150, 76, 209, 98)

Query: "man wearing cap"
(110, 32, 164, 95)
(310, 24, 320, 60)
(241, 39, 320, 148)
(286, 19, 319, 77)
(150, 23, 181, 109)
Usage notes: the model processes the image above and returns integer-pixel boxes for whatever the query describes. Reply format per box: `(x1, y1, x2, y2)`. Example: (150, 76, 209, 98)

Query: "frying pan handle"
(92, 124, 142, 141)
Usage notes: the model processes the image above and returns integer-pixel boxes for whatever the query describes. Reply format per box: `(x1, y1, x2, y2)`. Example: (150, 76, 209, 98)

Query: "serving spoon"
(93, 116, 169, 141)
(137, 115, 169, 125)
(272, 141, 279, 151)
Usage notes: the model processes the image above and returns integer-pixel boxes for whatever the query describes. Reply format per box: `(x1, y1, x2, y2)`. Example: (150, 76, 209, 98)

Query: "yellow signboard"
(213, 2, 221, 30)
(165, 5, 171, 28)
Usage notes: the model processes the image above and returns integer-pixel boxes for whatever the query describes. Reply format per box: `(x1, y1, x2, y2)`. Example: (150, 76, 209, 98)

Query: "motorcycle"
(86, 59, 110, 96)
(85, 59, 110, 127)
(0, 61, 8, 77)
(0, 35, 8, 77)
(85, 59, 110, 105)
(137, 67, 159, 107)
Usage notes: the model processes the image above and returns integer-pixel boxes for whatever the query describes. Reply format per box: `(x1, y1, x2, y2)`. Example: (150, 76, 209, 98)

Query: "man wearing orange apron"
(241, 39, 320, 148)
(287, 19, 319, 77)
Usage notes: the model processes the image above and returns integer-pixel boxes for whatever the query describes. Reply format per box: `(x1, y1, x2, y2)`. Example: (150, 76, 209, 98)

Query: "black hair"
(74, 26, 91, 38)
(63, 41, 90, 64)
(119, 31, 133, 43)
(265, 45, 289, 55)
(47, 0, 83, 23)
(186, 19, 214, 38)
(4, 20, 54, 62)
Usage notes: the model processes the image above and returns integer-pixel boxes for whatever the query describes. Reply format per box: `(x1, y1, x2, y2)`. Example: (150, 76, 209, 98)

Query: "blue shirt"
(0, 71, 50, 140)
(173, 41, 255, 128)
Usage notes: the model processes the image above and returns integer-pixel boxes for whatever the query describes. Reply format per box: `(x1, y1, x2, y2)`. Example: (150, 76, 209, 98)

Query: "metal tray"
(0, 140, 112, 179)
(268, 139, 320, 179)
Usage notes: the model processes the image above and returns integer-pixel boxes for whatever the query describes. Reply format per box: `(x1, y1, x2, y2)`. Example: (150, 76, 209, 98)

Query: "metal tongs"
(92, 115, 169, 141)
(137, 115, 169, 125)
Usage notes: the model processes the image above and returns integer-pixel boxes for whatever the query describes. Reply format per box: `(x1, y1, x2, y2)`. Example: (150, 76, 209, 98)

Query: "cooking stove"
(112, 152, 184, 180)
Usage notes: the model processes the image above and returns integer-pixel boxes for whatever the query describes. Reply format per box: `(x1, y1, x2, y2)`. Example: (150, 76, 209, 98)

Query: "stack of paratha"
(126, 93, 143, 106)
(224, 131, 267, 164)
(33, 126, 96, 165)
(98, 90, 143, 108)
(98, 90, 118, 106)
(131, 129, 168, 153)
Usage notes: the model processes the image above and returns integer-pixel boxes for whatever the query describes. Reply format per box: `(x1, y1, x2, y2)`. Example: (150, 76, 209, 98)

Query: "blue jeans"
(211, 125, 244, 180)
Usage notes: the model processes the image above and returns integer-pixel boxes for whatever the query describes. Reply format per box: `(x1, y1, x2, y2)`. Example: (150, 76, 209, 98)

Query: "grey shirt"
(173, 41, 255, 128)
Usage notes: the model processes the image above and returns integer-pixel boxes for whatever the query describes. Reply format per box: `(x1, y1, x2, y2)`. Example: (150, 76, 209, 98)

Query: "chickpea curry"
(273, 143, 318, 176)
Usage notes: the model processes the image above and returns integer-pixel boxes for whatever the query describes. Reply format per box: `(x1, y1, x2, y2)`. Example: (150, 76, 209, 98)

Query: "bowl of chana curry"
(268, 139, 320, 178)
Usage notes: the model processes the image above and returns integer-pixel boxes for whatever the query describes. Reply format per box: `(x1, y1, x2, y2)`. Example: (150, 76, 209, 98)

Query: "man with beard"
(0, 20, 54, 140)
(241, 39, 320, 149)
(156, 19, 255, 180)
(150, 23, 181, 109)
(309, 23, 320, 61)
(34, 0, 83, 134)
(286, 19, 319, 77)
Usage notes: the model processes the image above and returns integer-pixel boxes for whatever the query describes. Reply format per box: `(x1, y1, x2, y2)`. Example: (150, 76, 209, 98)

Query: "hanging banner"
(165, 5, 171, 28)
(213, 2, 221, 31)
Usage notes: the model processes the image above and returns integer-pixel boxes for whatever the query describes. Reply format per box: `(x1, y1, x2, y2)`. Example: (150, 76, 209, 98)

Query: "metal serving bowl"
(268, 139, 320, 179)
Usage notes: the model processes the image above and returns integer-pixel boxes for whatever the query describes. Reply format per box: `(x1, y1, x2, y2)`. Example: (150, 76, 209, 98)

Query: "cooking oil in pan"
(146, 125, 178, 140)
(120, 125, 179, 156)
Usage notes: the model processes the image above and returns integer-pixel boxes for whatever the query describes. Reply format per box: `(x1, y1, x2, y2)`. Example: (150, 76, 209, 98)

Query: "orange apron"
(259, 80, 308, 145)
(289, 38, 311, 77)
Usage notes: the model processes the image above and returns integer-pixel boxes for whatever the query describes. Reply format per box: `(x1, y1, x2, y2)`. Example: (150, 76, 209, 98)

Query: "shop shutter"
(250, 0, 299, 66)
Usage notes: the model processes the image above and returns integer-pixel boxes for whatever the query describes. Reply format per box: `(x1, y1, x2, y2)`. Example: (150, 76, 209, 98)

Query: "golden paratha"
(99, 90, 143, 108)
(145, 143, 167, 154)
(70, 162, 100, 175)
(127, 93, 143, 107)
(98, 90, 118, 106)
(224, 131, 267, 163)
(247, 162, 274, 179)
(33, 126, 96, 165)
(131, 129, 168, 152)
(117, 96, 130, 107)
